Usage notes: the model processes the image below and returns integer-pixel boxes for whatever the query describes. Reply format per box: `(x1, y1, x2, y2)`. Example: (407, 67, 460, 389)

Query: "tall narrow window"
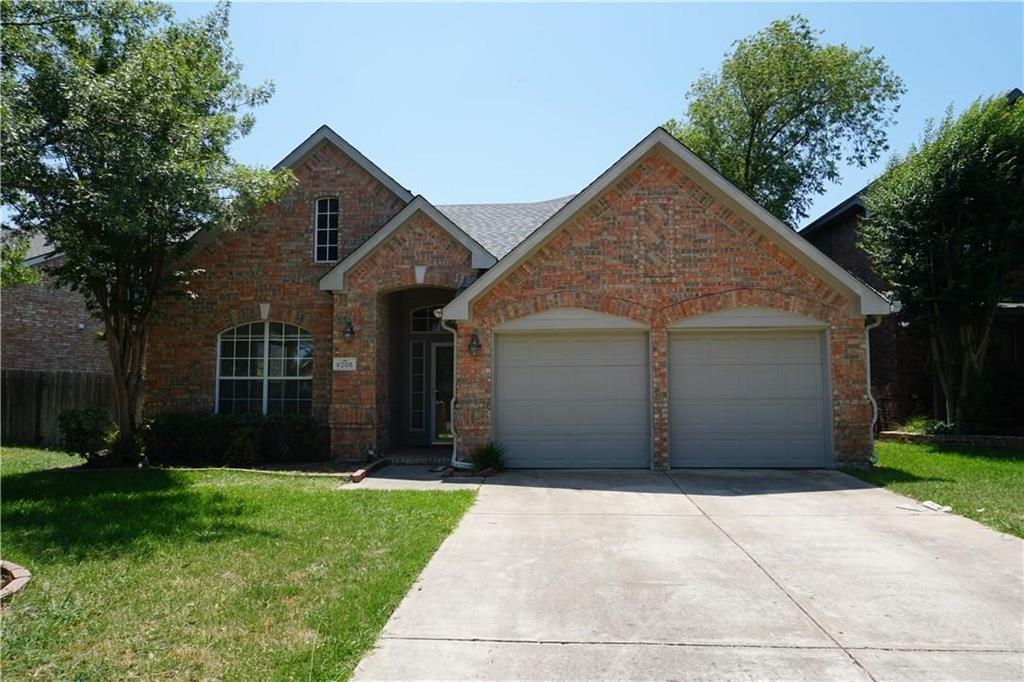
(217, 322, 314, 415)
(315, 197, 339, 262)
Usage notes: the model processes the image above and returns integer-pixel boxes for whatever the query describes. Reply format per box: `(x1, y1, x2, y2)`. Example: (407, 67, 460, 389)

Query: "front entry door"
(431, 344, 454, 444)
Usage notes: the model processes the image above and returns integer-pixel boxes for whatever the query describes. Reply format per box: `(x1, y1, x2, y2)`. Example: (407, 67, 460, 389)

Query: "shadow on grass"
(2, 468, 279, 562)
(843, 466, 953, 486)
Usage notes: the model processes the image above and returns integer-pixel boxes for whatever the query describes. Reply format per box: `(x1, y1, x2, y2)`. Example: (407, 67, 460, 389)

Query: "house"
(145, 126, 891, 468)
(802, 189, 1024, 430)
(1, 239, 113, 445)
(1, 237, 110, 375)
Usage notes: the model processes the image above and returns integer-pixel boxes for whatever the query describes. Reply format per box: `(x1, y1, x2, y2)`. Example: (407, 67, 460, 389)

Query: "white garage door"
(494, 333, 650, 468)
(669, 331, 829, 468)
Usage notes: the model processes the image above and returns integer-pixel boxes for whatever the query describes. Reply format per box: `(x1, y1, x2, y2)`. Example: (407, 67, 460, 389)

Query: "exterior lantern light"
(343, 320, 356, 340)
(468, 332, 482, 355)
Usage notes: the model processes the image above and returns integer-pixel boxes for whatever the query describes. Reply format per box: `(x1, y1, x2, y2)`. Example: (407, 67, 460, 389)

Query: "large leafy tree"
(860, 94, 1024, 428)
(1, 229, 42, 286)
(666, 15, 904, 225)
(1, 0, 294, 453)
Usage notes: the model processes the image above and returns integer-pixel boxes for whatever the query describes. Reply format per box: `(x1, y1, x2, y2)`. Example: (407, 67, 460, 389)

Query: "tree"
(1, 230, 42, 286)
(1, 0, 295, 455)
(860, 94, 1024, 428)
(666, 15, 904, 225)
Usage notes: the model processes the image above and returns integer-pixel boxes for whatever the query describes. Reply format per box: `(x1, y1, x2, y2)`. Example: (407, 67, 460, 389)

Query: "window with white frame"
(315, 197, 339, 262)
(217, 322, 314, 415)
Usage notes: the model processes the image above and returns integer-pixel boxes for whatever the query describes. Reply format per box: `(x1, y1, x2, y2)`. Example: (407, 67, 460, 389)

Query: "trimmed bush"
(143, 413, 326, 467)
(57, 408, 115, 465)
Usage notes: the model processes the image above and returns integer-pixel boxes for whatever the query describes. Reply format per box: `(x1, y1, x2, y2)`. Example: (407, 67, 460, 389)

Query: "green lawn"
(1, 447, 475, 680)
(846, 440, 1024, 538)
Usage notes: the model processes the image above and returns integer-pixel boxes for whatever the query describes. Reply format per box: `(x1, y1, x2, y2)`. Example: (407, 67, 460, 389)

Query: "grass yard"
(1, 447, 475, 680)
(846, 440, 1024, 538)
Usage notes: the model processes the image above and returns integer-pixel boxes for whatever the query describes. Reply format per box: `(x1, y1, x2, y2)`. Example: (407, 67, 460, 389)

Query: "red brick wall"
(1, 262, 110, 373)
(145, 140, 407, 425)
(330, 211, 477, 456)
(455, 149, 873, 467)
(804, 209, 934, 426)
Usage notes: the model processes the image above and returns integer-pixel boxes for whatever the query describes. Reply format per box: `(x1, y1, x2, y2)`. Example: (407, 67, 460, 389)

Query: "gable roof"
(319, 196, 497, 291)
(275, 125, 414, 203)
(437, 196, 574, 258)
(444, 127, 892, 320)
(800, 187, 867, 239)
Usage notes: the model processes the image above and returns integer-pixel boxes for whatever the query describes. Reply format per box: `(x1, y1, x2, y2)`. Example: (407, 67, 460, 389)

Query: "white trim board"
(443, 127, 892, 321)
(319, 196, 497, 291)
(275, 125, 414, 204)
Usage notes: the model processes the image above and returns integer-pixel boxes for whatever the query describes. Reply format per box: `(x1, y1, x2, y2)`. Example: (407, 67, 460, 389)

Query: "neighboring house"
(1, 241, 110, 374)
(802, 191, 1024, 430)
(145, 125, 891, 468)
(1, 241, 113, 445)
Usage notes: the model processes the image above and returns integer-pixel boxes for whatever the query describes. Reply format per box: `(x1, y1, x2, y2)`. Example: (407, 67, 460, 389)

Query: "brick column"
(330, 291, 383, 458)
(649, 324, 670, 470)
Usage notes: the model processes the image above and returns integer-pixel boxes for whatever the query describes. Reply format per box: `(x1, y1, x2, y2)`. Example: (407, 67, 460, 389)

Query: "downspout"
(865, 315, 883, 464)
(441, 319, 475, 470)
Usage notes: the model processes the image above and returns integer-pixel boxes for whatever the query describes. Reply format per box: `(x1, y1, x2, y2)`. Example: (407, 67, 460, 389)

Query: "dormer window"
(315, 197, 339, 262)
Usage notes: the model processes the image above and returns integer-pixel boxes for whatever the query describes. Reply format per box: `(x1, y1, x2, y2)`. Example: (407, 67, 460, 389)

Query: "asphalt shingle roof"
(437, 195, 574, 258)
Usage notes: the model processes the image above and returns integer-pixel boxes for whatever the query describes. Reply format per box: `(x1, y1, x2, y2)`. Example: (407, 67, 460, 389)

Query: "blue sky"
(175, 2, 1023, 226)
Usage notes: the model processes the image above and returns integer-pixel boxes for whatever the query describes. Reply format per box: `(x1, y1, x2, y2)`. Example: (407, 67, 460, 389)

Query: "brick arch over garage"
(656, 288, 842, 327)
(481, 290, 653, 330)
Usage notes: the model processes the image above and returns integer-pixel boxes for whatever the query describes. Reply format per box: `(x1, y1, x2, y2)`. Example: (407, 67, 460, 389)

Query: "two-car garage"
(491, 309, 831, 469)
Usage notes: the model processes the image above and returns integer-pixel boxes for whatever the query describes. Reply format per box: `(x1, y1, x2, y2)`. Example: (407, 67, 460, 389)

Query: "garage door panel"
(495, 333, 650, 468)
(670, 331, 828, 468)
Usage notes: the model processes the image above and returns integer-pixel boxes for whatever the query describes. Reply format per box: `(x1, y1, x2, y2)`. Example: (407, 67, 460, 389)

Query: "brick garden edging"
(0, 560, 31, 601)
(879, 431, 1024, 448)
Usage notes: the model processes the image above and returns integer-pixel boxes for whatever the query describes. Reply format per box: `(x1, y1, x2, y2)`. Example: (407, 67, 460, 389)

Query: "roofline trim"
(800, 190, 867, 237)
(319, 196, 497, 291)
(274, 125, 414, 203)
(444, 127, 891, 320)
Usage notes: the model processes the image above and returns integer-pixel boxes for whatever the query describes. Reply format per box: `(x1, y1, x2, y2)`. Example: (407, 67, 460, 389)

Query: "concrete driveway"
(353, 469, 1023, 681)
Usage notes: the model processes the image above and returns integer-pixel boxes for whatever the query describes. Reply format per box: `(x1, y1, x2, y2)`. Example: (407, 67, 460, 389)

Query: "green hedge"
(143, 413, 327, 467)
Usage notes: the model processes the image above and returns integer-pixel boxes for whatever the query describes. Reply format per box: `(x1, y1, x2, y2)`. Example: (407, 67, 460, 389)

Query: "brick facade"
(454, 150, 873, 467)
(329, 211, 477, 456)
(1, 261, 110, 373)
(145, 140, 406, 425)
(142, 130, 881, 465)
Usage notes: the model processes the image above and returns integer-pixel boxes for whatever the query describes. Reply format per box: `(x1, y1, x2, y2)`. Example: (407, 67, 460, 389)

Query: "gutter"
(441, 318, 475, 470)
(865, 315, 883, 464)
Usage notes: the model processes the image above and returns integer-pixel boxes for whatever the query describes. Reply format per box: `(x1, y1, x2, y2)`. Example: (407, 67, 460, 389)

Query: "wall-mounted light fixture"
(468, 332, 481, 355)
(343, 320, 356, 340)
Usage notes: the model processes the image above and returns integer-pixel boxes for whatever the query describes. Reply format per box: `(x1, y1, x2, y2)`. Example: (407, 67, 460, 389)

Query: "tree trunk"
(104, 316, 147, 460)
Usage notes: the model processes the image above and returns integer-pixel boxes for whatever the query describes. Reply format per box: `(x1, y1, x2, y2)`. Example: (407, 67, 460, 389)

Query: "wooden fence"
(1, 370, 115, 447)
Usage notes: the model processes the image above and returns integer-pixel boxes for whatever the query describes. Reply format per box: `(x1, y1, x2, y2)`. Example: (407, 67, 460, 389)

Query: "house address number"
(333, 357, 357, 372)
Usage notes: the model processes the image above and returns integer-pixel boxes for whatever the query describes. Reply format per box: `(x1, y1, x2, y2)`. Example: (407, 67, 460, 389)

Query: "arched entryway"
(383, 286, 457, 451)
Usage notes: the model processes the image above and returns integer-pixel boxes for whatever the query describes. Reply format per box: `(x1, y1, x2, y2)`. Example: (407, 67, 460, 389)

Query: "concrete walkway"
(353, 469, 1024, 681)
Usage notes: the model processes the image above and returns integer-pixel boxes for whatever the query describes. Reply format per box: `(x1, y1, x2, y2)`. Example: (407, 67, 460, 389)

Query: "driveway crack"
(663, 471, 880, 682)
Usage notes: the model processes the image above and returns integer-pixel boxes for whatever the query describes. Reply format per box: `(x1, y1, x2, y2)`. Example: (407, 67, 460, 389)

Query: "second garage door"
(669, 331, 829, 468)
(494, 332, 650, 468)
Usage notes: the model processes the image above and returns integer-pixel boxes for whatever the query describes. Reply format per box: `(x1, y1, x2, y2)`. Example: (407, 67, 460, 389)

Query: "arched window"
(314, 197, 339, 262)
(217, 322, 313, 415)
(410, 304, 445, 333)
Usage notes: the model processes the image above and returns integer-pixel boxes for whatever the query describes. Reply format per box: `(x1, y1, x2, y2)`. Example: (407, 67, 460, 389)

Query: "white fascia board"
(444, 128, 891, 321)
(319, 196, 496, 291)
(274, 125, 414, 204)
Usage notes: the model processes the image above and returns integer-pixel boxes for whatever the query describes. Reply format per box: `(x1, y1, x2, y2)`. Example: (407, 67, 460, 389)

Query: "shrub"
(143, 413, 326, 467)
(893, 416, 954, 435)
(57, 408, 114, 464)
(472, 441, 507, 472)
